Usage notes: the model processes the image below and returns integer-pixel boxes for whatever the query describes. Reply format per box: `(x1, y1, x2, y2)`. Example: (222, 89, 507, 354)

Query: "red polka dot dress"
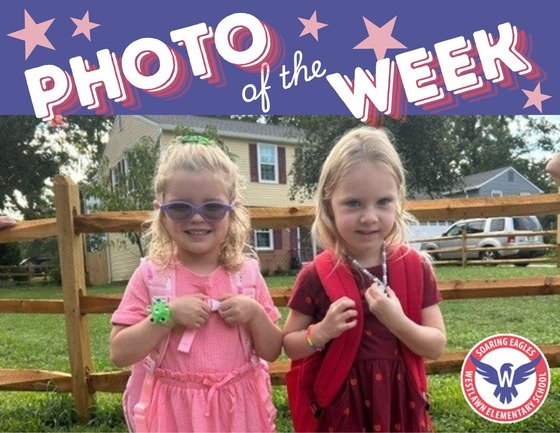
(288, 260, 441, 432)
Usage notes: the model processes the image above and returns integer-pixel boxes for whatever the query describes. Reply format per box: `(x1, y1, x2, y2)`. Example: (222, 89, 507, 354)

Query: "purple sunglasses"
(160, 201, 234, 222)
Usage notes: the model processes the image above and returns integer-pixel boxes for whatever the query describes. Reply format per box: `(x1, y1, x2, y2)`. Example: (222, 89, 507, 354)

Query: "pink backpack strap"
(229, 258, 260, 296)
(229, 258, 261, 359)
(133, 258, 176, 433)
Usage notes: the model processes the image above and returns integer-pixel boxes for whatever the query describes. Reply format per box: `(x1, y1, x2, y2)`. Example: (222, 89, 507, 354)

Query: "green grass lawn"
(1, 266, 559, 432)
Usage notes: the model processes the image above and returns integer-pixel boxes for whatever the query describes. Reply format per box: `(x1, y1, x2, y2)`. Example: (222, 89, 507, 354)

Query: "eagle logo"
(470, 354, 542, 405)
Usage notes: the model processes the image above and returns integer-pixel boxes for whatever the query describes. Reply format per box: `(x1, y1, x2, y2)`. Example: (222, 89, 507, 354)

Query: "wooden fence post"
(556, 188, 560, 268)
(557, 212, 560, 268)
(54, 175, 94, 423)
(461, 227, 468, 267)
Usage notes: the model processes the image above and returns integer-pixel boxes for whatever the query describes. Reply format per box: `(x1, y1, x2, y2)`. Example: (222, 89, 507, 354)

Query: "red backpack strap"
(387, 246, 427, 394)
(313, 250, 364, 407)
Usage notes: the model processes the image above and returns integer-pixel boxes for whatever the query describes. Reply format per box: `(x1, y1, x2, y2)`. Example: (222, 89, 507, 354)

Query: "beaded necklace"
(346, 241, 388, 294)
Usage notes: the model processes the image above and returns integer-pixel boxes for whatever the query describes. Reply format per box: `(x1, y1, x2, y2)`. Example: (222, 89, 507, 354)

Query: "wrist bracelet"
(147, 298, 172, 326)
(305, 325, 324, 352)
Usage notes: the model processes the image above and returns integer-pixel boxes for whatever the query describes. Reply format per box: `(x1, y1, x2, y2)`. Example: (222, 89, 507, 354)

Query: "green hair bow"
(181, 135, 212, 145)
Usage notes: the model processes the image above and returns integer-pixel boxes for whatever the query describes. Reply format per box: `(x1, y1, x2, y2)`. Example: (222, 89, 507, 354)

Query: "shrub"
(49, 267, 62, 285)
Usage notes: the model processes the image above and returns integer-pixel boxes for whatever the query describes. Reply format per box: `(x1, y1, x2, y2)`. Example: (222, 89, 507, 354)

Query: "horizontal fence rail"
(1, 176, 560, 423)
(3, 192, 560, 243)
(0, 264, 56, 283)
(3, 277, 560, 316)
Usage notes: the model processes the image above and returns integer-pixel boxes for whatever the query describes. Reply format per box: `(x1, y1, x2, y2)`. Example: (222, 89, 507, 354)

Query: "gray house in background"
(443, 166, 543, 199)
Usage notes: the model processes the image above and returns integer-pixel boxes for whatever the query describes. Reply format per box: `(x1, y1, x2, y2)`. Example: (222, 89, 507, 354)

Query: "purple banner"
(1, 1, 557, 119)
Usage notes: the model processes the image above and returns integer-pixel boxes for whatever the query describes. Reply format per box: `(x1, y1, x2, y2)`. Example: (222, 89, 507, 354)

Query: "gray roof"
(139, 115, 303, 144)
(461, 166, 512, 190)
(457, 166, 543, 193)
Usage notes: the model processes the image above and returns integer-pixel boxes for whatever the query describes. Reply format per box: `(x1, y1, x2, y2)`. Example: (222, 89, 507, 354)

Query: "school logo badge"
(461, 334, 549, 423)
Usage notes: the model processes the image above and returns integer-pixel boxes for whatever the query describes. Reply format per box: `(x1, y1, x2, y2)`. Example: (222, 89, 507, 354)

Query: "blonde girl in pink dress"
(110, 136, 282, 432)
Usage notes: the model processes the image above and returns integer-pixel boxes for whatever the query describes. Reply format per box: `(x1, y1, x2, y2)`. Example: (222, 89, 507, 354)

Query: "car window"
(467, 221, 485, 234)
(513, 217, 540, 231)
(489, 218, 505, 232)
(446, 223, 465, 236)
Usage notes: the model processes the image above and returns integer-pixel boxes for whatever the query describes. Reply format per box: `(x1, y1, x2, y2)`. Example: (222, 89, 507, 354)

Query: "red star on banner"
(7, 9, 55, 60)
(522, 83, 552, 113)
(71, 11, 100, 41)
(298, 11, 328, 41)
(354, 16, 406, 60)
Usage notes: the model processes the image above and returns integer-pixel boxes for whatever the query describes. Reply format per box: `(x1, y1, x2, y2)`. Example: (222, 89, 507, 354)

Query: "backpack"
(122, 257, 262, 433)
(285, 246, 427, 432)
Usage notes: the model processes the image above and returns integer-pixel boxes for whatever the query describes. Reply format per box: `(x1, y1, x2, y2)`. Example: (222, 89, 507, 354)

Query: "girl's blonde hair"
(312, 126, 416, 260)
(145, 138, 253, 271)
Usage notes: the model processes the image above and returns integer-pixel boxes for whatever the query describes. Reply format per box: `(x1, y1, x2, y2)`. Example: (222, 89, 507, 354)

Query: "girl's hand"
(314, 296, 358, 342)
(364, 284, 404, 326)
(170, 293, 212, 330)
(217, 294, 262, 326)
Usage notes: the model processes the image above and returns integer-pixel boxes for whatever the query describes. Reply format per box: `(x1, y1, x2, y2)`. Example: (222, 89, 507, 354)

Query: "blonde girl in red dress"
(283, 126, 446, 432)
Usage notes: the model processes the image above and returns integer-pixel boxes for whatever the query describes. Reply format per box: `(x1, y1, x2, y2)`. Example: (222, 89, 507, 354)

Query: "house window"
(110, 158, 128, 192)
(508, 170, 514, 182)
(249, 143, 287, 184)
(258, 145, 278, 183)
(254, 229, 274, 251)
(490, 190, 503, 197)
(520, 192, 530, 196)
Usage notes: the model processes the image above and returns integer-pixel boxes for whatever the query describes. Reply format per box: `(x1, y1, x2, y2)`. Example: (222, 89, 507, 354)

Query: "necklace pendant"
(346, 241, 388, 294)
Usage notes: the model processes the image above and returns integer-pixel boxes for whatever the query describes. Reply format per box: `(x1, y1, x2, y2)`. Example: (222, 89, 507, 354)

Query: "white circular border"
(461, 333, 550, 423)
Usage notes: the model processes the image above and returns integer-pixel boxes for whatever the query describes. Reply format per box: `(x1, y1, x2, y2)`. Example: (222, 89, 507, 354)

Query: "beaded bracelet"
(305, 325, 324, 352)
(147, 298, 172, 326)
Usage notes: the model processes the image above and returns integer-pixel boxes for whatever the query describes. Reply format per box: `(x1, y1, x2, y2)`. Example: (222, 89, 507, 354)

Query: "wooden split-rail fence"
(1, 175, 560, 423)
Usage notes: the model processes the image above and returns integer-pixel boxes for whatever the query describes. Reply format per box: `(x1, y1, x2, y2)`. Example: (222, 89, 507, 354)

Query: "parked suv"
(18, 257, 52, 274)
(419, 216, 546, 261)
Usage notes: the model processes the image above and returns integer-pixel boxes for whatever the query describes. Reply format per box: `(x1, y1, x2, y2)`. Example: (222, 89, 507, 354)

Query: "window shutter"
(278, 146, 286, 184)
(249, 143, 258, 182)
(274, 229, 283, 250)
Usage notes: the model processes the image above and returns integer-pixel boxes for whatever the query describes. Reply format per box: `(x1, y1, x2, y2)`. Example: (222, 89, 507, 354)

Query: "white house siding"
(105, 116, 161, 166)
(407, 221, 452, 250)
(107, 233, 143, 282)
(228, 138, 302, 207)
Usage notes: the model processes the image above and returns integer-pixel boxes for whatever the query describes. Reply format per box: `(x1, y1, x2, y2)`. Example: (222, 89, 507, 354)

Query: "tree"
(0, 115, 113, 219)
(383, 116, 462, 198)
(0, 116, 65, 218)
(82, 136, 159, 257)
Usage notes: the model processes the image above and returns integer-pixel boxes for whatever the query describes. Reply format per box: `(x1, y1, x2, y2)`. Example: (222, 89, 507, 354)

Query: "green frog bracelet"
(147, 298, 172, 325)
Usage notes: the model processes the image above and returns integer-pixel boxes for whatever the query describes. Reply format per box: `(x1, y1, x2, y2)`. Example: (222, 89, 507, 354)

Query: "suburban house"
(98, 115, 315, 282)
(442, 166, 543, 198)
(408, 166, 543, 243)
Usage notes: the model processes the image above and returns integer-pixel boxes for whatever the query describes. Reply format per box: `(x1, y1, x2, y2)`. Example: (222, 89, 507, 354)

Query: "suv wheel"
(479, 249, 499, 261)
(427, 249, 440, 261)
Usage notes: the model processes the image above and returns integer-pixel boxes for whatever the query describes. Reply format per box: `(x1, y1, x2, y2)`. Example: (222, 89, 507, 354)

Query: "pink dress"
(112, 259, 280, 432)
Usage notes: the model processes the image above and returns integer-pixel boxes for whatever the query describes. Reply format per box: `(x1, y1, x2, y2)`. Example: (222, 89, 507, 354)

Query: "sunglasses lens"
(164, 203, 193, 220)
(201, 203, 229, 220)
